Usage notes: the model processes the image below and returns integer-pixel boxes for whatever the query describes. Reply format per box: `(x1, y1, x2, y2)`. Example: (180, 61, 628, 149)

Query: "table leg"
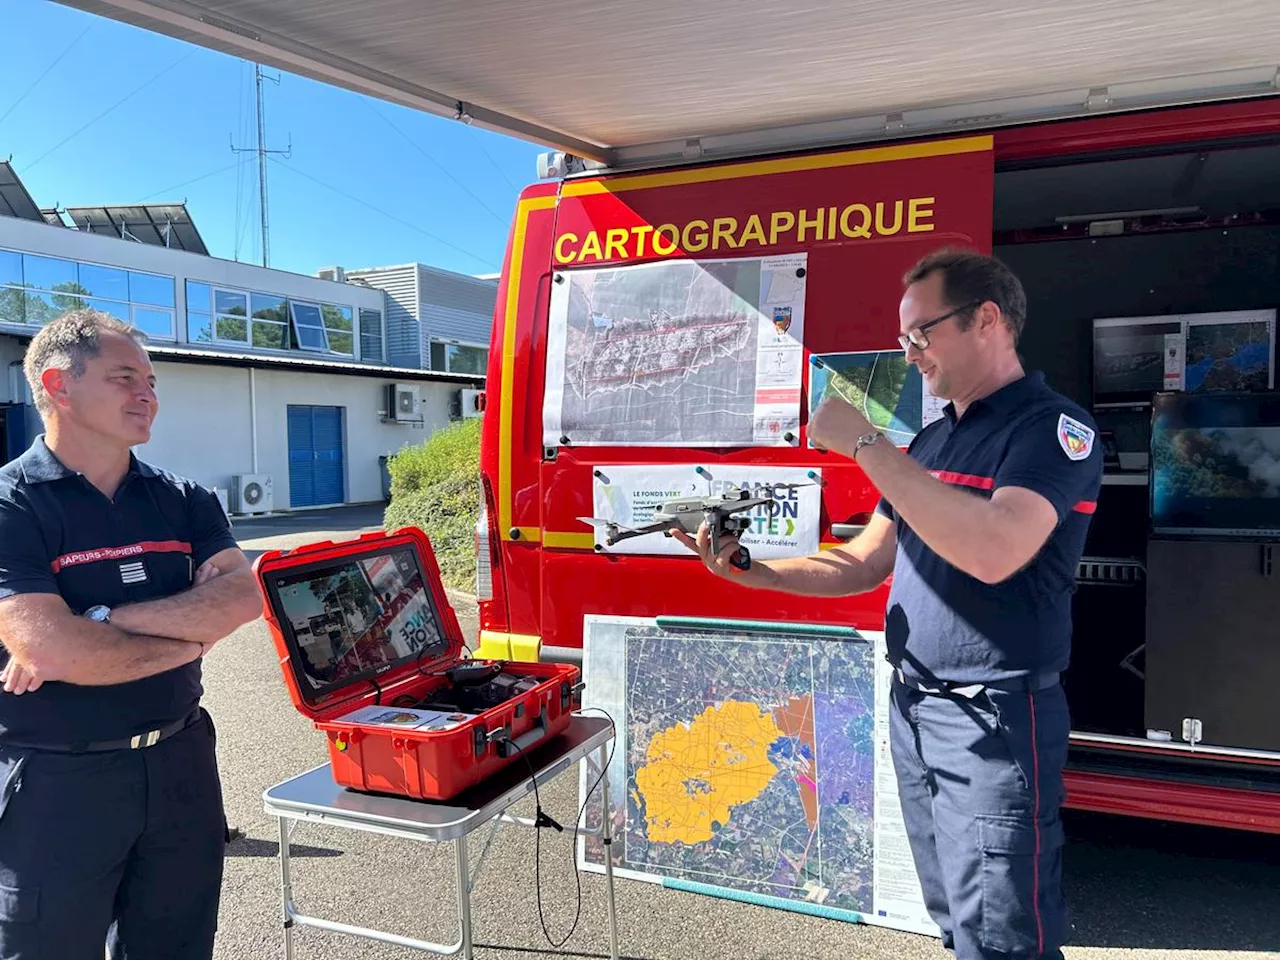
(600, 743, 620, 960)
(455, 834, 473, 960)
(278, 816, 296, 960)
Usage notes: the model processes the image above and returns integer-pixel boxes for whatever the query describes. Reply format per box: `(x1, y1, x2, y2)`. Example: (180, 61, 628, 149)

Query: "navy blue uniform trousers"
(889, 677, 1069, 960)
(0, 709, 225, 959)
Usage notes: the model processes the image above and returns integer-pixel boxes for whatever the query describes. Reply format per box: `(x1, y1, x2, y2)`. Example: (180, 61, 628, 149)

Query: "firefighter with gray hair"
(0, 309, 262, 958)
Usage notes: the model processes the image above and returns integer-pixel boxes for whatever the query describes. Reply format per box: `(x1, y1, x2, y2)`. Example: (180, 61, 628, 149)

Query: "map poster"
(577, 615, 939, 939)
(543, 254, 807, 448)
(587, 464, 821, 557)
(807, 349, 943, 449)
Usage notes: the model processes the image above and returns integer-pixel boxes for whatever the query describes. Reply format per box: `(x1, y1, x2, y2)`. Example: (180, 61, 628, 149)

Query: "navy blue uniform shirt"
(876, 371, 1103, 685)
(0, 436, 238, 745)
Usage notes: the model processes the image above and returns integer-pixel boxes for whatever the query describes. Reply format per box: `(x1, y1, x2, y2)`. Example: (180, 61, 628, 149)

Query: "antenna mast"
(231, 63, 291, 268)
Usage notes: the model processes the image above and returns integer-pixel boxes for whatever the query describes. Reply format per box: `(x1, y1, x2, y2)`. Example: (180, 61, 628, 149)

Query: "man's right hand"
(670, 523, 768, 585)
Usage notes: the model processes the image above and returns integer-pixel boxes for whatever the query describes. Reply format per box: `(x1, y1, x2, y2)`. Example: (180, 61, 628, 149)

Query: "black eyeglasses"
(897, 301, 982, 351)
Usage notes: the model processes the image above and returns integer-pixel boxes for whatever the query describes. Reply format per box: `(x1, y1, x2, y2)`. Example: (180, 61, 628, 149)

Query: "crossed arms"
(0, 546, 263, 693)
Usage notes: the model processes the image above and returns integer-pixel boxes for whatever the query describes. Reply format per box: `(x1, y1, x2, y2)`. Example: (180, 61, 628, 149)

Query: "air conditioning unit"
(316, 265, 346, 282)
(230, 474, 273, 515)
(457, 388, 485, 419)
(386, 383, 422, 423)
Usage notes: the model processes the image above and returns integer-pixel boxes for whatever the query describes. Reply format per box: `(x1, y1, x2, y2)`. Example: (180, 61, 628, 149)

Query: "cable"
(0, 22, 95, 130)
(134, 161, 243, 204)
(362, 99, 507, 225)
(266, 156, 496, 270)
(21, 50, 196, 173)
(495, 706, 617, 950)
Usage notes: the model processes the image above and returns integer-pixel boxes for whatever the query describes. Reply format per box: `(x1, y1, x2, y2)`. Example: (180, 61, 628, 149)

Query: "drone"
(578, 483, 813, 572)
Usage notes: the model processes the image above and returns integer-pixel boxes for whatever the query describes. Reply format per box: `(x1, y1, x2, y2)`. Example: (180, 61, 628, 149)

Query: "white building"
(0, 163, 486, 514)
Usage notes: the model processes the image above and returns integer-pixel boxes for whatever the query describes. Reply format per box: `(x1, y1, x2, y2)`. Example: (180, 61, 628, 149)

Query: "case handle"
(496, 709, 547, 758)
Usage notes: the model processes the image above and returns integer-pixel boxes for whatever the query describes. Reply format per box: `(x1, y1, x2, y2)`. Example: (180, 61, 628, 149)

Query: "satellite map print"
(580, 619, 876, 917)
(809, 351, 924, 447)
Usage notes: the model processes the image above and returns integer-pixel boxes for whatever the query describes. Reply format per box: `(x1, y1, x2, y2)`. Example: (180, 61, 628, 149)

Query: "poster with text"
(543, 254, 807, 447)
(586, 464, 821, 557)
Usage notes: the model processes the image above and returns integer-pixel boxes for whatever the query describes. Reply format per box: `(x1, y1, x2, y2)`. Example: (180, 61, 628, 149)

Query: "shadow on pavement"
(1062, 809, 1280, 952)
(226, 837, 343, 859)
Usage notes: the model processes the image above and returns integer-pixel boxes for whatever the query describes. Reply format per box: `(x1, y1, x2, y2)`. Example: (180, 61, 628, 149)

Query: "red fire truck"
(470, 100, 1280, 836)
(62, 1, 1280, 834)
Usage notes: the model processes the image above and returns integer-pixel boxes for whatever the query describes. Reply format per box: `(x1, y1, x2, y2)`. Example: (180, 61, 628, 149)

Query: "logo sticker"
(772, 306, 792, 335)
(1057, 413, 1095, 461)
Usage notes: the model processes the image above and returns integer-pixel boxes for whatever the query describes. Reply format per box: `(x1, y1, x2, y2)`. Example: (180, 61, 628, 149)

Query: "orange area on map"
(773, 696, 818, 832)
(635, 701, 782, 845)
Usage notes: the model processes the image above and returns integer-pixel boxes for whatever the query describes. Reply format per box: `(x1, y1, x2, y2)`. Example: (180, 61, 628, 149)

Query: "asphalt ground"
(207, 505, 1280, 960)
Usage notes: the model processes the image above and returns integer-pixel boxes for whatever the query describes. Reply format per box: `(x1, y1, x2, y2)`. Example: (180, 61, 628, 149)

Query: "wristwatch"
(85, 604, 112, 623)
(851, 432, 884, 459)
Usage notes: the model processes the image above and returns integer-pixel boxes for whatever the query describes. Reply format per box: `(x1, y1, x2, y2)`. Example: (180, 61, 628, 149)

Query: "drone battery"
(253, 527, 581, 801)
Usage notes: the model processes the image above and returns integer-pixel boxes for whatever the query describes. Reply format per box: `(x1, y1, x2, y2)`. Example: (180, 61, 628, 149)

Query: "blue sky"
(0, 0, 549, 277)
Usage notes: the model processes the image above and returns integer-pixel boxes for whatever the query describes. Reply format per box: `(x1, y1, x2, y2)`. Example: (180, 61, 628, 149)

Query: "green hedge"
(383, 417, 482, 593)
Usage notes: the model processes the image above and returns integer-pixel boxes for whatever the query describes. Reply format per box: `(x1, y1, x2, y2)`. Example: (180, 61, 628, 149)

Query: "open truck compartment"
(992, 138, 1280, 773)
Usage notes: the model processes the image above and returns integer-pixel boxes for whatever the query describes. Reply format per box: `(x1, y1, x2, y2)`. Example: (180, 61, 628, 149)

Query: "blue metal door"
(287, 405, 345, 507)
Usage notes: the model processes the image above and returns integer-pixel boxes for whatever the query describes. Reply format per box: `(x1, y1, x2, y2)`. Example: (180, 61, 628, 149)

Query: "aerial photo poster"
(578, 615, 939, 940)
(543, 254, 808, 447)
(808, 349, 944, 448)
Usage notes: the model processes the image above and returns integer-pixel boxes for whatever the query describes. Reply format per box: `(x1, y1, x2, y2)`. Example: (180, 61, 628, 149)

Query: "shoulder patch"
(1057, 413, 1095, 461)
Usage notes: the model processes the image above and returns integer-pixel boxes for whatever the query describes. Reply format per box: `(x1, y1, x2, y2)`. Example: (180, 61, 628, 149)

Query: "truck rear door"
(533, 136, 995, 656)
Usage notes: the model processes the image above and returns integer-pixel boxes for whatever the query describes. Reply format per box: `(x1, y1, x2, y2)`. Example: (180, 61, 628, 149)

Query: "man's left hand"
(0, 659, 42, 695)
(808, 394, 875, 457)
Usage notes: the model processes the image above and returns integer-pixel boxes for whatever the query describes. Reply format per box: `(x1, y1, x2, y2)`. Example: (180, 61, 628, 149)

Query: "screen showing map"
(1092, 318, 1181, 400)
(1184, 318, 1274, 392)
(808, 351, 926, 447)
(543, 254, 807, 447)
(269, 546, 448, 696)
(1151, 392, 1280, 538)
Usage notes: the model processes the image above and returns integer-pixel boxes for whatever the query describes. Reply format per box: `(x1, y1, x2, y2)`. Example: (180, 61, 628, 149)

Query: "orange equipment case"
(253, 526, 582, 801)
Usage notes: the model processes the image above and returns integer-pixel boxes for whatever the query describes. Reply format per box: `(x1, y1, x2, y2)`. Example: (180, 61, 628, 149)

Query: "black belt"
(893, 667, 1059, 698)
(0, 708, 203, 754)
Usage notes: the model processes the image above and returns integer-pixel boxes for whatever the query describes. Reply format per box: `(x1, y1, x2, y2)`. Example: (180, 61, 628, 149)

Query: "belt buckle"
(130, 729, 161, 749)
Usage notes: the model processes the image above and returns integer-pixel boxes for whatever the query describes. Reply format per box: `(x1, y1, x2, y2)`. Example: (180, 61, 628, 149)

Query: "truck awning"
(58, 1, 1280, 171)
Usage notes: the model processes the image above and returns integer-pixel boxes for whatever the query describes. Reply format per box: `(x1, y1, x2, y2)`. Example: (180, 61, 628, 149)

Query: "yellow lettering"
(769, 211, 795, 245)
(827, 206, 838, 241)
(653, 224, 679, 255)
(604, 228, 630, 261)
(682, 220, 709, 253)
(577, 231, 603, 263)
(908, 196, 936, 232)
(797, 208, 825, 243)
(875, 200, 904, 236)
(839, 204, 872, 239)
(739, 214, 767, 247)
(630, 224, 654, 257)
(712, 217, 740, 250)
(554, 233, 579, 264)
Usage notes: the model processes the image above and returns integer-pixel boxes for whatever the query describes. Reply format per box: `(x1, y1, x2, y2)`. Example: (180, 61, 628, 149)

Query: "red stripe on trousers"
(1029, 690, 1045, 956)
(51, 540, 192, 573)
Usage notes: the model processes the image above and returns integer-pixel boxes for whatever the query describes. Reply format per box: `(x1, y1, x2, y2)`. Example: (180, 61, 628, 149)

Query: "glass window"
(188, 312, 213, 343)
(289, 302, 328, 351)
(320, 304, 353, 331)
(447, 344, 488, 375)
(23, 254, 76, 293)
(129, 271, 174, 308)
(0, 250, 24, 287)
(186, 281, 212, 313)
(359, 309, 384, 363)
(78, 263, 129, 300)
(216, 315, 248, 343)
(132, 307, 174, 339)
(326, 331, 354, 355)
(251, 293, 288, 324)
(252, 320, 286, 349)
(24, 291, 82, 326)
(214, 289, 247, 317)
(87, 298, 130, 320)
(0, 287, 24, 324)
(430, 341, 446, 371)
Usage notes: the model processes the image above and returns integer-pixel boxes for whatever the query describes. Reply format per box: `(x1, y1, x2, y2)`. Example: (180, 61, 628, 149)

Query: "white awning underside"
(57, 0, 1280, 170)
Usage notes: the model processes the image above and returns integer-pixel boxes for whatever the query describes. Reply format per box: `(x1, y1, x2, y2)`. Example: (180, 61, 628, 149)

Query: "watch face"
(87, 605, 110, 622)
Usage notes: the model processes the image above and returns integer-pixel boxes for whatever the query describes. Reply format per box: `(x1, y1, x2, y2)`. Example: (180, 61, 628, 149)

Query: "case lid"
(252, 526, 465, 718)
